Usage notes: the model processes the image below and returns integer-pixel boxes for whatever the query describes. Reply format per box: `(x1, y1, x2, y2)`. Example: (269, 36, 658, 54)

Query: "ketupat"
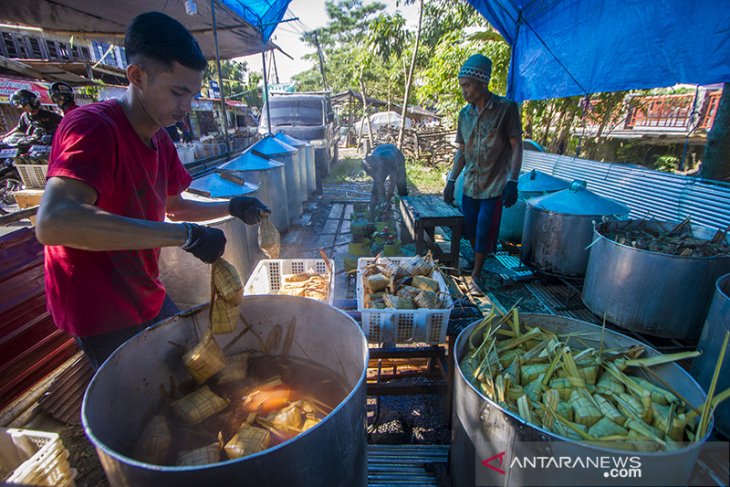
(172, 385, 229, 424)
(183, 329, 226, 384)
(212, 258, 243, 305)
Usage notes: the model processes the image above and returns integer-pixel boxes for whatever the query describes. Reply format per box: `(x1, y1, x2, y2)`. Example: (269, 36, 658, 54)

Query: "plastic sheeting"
(466, 0, 730, 101)
(219, 0, 292, 43)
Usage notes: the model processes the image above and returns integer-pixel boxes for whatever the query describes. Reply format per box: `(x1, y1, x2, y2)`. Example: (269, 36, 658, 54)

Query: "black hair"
(125, 11, 207, 72)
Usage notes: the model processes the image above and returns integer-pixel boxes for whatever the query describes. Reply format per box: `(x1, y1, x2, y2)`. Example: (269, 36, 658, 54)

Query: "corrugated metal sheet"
(0, 228, 78, 411)
(39, 354, 93, 425)
(523, 152, 730, 229)
(368, 444, 449, 486)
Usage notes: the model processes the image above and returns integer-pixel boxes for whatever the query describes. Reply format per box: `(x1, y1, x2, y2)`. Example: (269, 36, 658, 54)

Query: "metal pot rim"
(454, 312, 713, 455)
(715, 272, 730, 299)
(526, 203, 625, 219)
(592, 220, 730, 261)
(81, 297, 369, 471)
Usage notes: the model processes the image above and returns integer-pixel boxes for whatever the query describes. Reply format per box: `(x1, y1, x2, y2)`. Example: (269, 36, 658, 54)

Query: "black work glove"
(443, 179, 455, 205)
(229, 196, 269, 225)
(502, 180, 518, 208)
(182, 223, 226, 264)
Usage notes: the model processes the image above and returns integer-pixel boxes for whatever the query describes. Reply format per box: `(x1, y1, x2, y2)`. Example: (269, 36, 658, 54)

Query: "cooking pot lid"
(274, 131, 307, 148)
(187, 171, 259, 198)
(251, 135, 297, 156)
(518, 170, 570, 193)
(221, 149, 285, 171)
(528, 180, 630, 216)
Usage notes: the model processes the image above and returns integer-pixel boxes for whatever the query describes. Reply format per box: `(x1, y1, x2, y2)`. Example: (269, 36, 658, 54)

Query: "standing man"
(443, 54, 522, 292)
(5, 89, 62, 138)
(49, 82, 79, 115)
(35, 12, 267, 369)
(362, 143, 408, 219)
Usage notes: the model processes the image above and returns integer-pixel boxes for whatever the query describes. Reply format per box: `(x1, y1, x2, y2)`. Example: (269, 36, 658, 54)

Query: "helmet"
(10, 89, 41, 110)
(49, 82, 75, 105)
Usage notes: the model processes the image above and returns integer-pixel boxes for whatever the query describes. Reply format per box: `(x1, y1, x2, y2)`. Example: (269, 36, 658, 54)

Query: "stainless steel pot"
(451, 313, 711, 487)
(82, 296, 368, 487)
(582, 220, 730, 339)
(220, 150, 290, 233)
(499, 170, 570, 243)
(303, 144, 316, 194)
(252, 136, 302, 223)
(521, 180, 630, 276)
(692, 273, 730, 437)
(159, 192, 257, 309)
(275, 131, 309, 203)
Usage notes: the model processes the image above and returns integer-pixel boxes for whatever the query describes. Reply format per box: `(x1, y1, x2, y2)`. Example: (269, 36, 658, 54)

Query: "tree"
(701, 84, 730, 181)
(397, 0, 423, 150)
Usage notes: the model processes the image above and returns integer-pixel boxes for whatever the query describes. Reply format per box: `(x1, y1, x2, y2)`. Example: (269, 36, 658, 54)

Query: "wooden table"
(398, 195, 463, 267)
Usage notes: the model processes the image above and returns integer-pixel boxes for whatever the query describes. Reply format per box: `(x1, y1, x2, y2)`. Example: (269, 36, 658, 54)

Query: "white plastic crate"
(244, 258, 335, 305)
(357, 257, 453, 344)
(15, 164, 48, 189)
(0, 428, 76, 487)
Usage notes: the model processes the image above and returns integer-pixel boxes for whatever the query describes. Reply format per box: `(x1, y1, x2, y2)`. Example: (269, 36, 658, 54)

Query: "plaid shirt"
(456, 94, 522, 199)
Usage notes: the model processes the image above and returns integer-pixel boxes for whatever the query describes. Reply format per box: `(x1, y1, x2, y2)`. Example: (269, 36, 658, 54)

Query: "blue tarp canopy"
(466, 0, 730, 101)
(219, 0, 292, 43)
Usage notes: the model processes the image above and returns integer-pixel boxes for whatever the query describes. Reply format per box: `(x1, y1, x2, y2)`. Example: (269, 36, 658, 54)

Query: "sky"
(236, 0, 422, 84)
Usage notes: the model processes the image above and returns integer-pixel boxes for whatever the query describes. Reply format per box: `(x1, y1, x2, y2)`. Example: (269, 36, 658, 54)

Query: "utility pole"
(313, 31, 329, 91)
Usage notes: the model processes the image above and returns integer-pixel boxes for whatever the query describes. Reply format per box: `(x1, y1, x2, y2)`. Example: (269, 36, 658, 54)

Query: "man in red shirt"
(36, 12, 266, 369)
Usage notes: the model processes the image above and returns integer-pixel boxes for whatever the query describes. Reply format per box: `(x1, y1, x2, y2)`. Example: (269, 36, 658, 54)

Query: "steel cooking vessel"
(251, 136, 302, 223)
(521, 180, 630, 276)
(451, 313, 711, 487)
(275, 131, 310, 202)
(83, 296, 368, 487)
(582, 220, 730, 339)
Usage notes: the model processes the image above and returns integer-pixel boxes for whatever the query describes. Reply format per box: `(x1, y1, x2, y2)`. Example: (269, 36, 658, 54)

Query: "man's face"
(459, 77, 486, 104)
(137, 61, 202, 128)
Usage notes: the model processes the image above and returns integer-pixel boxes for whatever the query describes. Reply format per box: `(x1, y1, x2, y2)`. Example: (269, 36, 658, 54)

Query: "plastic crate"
(0, 428, 76, 487)
(356, 257, 453, 344)
(244, 259, 335, 305)
(15, 164, 48, 189)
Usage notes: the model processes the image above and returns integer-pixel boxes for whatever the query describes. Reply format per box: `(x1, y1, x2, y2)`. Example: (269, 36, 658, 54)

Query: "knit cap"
(458, 54, 492, 84)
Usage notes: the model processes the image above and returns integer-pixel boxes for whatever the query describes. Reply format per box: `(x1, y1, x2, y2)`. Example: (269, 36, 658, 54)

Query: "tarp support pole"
(261, 38, 272, 135)
(211, 0, 230, 152)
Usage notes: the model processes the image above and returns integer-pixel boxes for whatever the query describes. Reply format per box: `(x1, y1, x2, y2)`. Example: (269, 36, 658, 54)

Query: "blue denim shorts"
(461, 194, 503, 254)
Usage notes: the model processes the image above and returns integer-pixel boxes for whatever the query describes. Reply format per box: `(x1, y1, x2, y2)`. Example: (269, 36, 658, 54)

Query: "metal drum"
(252, 136, 302, 224)
(159, 190, 258, 309)
(303, 144, 316, 194)
(583, 220, 730, 339)
(275, 131, 310, 203)
(521, 180, 630, 276)
(692, 273, 730, 437)
(220, 150, 289, 233)
(451, 313, 711, 487)
(83, 296, 369, 487)
(499, 170, 569, 243)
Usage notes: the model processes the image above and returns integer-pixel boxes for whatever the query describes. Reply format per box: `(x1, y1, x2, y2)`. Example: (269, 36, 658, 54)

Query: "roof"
(466, 0, 730, 101)
(0, 0, 291, 60)
(0, 58, 128, 85)
(331, 90, 440, 118)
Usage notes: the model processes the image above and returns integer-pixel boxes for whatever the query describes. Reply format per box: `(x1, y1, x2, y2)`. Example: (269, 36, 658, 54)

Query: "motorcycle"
(0, 131, 53, 214)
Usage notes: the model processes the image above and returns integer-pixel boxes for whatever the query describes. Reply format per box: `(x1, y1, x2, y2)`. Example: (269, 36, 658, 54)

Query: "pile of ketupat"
(461, 308, 730, 452)
(361, 254, 448, 310)
(277, 272, 330, 302)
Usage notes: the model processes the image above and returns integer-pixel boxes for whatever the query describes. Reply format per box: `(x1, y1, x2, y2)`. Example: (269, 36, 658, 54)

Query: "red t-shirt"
(45, 99, 192, 337)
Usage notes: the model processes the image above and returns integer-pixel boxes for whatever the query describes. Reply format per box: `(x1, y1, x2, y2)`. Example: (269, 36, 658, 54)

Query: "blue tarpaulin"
(466, 0, 730, 101)
(219, 0, 292, 43)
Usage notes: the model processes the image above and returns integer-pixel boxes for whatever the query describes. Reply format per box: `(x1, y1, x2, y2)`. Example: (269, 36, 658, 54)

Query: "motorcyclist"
(5, 89, 63, 139)
(49, 82, 79, 115)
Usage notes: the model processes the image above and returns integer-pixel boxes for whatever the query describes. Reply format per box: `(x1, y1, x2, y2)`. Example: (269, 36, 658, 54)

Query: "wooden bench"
(398, 195, 463, 267)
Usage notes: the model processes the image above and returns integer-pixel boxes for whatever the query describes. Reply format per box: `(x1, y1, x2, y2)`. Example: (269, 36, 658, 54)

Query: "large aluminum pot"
(692, 273, 730, 437)
(275, 131, 309, 203)
(303, 144, 316, 194)
(160, 192, 256, 309)
(521, 180, 630, 276)
(220, 150, 290, 233)
(499, 170, 570, 243)
(582, 220, 730, 339)
(83, 296, 368, 487)
(252, 136, 302, 223)
(451, 313, 711, 487)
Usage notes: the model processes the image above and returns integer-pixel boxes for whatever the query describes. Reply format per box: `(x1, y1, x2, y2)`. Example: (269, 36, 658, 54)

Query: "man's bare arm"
(36, 176, 186, 250)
